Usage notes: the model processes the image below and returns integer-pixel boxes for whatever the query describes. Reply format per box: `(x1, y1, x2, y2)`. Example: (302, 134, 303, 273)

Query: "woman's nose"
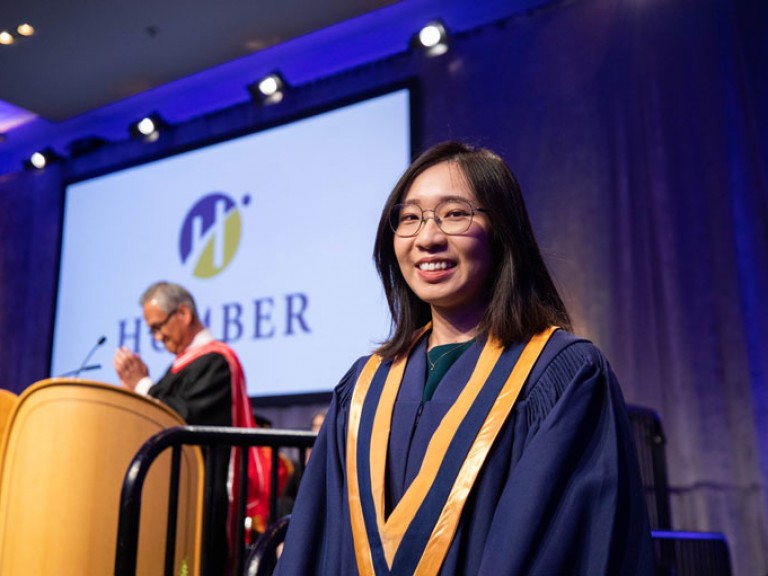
(415, 213, 447, 245)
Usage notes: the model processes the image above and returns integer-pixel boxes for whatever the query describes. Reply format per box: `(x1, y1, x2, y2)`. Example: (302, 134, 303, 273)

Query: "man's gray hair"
(140, 281, 199, 319)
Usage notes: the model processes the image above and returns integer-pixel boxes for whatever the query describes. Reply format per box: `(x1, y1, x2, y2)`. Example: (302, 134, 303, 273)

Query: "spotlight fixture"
(413, 20, 449, 56)
(24, 148, 62, 170)
(17, 23, 35, 37)
(248, 72, 286, 105)
(129, 113, 167, 142)
(0, 31, 13, 45)
(30, 151, 47, 169)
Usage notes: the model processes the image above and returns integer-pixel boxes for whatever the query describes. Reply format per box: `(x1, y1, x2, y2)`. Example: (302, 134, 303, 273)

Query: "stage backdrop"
(51, 90, 408, 397)
(0, 0, 765, 574)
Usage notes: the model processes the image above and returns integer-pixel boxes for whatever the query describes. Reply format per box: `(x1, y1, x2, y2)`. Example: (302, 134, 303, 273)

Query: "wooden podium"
(0, 379, 204, 575)
(0, 389, 17, 449)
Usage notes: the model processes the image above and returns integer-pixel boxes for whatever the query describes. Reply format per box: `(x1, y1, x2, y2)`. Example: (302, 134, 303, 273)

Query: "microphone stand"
(59, 336, 107, 378)
(59, 364, 102, 378)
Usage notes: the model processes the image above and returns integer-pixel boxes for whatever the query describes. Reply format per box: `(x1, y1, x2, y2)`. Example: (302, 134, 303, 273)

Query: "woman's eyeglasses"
(388, 198, 487, 237)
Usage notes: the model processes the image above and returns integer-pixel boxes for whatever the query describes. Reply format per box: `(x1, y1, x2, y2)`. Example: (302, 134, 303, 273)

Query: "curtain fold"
(0, 168, 63, 393)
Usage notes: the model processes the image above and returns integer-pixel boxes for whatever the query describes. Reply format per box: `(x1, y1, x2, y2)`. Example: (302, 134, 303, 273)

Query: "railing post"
(163, 445, 182, 576)
(116, 426, 317, 576)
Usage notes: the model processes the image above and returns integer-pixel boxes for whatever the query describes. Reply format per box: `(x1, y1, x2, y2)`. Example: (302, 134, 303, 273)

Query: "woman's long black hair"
(373, 141, 571, 358)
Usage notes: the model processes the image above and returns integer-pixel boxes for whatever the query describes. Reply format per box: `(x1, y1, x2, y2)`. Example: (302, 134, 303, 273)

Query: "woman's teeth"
(419, 261, 452, 271)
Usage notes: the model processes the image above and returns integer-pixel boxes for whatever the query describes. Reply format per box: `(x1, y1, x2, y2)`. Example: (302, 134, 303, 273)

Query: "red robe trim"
(171, 340, 287, 546)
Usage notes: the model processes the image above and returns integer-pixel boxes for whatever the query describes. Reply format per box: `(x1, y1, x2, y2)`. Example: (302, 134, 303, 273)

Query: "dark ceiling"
(0, 0, 398, 121)
(0, 0, 540, 175)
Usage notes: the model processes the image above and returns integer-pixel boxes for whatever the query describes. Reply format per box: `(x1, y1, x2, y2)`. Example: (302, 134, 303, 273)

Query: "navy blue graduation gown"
(276, 330, 654, 575)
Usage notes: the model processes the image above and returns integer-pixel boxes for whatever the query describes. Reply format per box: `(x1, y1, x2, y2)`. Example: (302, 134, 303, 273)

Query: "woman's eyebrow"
(401, 194, 471, 205)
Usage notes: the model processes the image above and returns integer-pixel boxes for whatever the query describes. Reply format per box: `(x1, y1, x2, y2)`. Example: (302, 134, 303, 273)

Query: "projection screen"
(51, 89, 410, 397)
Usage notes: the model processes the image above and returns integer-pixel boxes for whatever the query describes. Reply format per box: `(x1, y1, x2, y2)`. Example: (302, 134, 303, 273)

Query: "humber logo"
(179, 192, 248, 278)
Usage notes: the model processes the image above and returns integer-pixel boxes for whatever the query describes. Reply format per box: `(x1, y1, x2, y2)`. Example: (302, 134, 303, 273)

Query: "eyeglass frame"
(148, 307, 179, 335)
(388, 198, 488, 238)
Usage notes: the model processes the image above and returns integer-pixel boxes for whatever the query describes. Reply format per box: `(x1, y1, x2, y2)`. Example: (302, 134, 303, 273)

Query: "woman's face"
(394, 161, 493, 323)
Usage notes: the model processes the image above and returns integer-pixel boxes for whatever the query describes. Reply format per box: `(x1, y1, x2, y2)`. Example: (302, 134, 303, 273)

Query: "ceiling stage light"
(30, 152, 46, 169)
(16, 23, 35, 37)
(414, 21, 449, 56)
(129, 113, 167, 142)
(248, 72, 287, 105)
(137, 117, 156, 135)
(24, 148, 62, 170)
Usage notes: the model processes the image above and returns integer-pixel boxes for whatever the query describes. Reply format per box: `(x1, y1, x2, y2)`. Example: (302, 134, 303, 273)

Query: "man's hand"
(113, 346, 149, 390)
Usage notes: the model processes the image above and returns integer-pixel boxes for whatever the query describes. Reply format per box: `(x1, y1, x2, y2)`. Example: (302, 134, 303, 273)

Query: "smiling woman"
(391, 163, 493, 336)
(275, 141, 656, 576)
(374, 141, 572, 357)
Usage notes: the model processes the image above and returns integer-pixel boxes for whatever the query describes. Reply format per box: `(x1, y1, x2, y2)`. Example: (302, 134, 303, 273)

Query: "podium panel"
(0, 389, 18, 452)
(0, 379, 203, 576)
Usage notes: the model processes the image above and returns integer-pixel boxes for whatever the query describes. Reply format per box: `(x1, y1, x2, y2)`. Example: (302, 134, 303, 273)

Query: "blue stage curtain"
(413, 1, 768, 573)
(0, 167, 63, 393)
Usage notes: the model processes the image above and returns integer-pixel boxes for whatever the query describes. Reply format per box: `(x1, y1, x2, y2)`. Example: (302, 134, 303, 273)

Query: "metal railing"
(115, 426, 316, 576)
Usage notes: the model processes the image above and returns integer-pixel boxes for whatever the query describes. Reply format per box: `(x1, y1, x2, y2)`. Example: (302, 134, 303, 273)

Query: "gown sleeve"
(472, 339, 654, 575)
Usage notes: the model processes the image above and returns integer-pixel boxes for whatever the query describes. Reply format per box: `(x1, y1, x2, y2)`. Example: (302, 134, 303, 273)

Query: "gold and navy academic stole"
(347, 326, 557, 576)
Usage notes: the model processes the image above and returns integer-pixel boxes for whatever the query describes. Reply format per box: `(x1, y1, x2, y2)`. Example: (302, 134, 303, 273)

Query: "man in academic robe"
(113, 281, 275, 573)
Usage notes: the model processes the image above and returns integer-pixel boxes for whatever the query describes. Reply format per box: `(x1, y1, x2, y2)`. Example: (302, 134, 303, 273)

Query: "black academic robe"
(276, 330, 654, 575)
(150, 352, 233, 572)
(149, 352, 233, 427)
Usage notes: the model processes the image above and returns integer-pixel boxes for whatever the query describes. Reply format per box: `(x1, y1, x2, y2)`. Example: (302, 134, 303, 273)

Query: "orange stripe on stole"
(413, 327, 557, 575)
(348, 324, 431, 575)
(347, 354, 383, 576)
(375, 338, 504, 567)
(349, 326, 557, 575)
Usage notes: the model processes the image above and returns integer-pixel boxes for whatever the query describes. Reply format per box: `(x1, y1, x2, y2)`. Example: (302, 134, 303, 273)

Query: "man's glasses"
(388, 198, 487, 238)
(148, 308, 178, 335)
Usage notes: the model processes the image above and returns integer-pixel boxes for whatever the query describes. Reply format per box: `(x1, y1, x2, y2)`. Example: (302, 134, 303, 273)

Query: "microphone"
(61, 336, 107, 378)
